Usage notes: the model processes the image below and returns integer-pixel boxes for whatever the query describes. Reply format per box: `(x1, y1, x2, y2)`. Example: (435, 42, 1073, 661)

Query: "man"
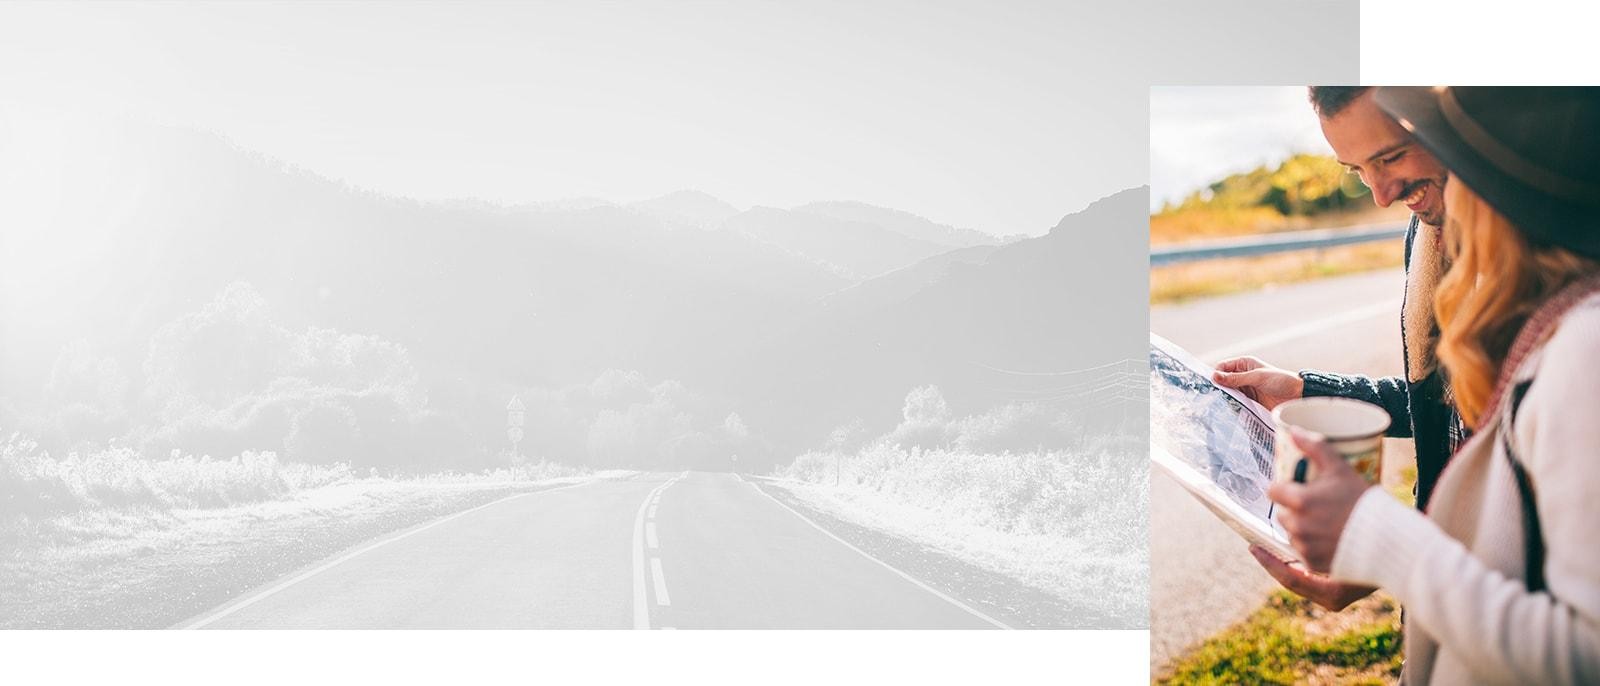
(1213, 86, 1467, 610)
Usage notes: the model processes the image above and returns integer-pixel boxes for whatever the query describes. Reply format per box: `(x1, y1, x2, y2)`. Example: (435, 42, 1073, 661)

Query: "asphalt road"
(179, 471, 1002, 629)
(1150, 268, 1412, 667)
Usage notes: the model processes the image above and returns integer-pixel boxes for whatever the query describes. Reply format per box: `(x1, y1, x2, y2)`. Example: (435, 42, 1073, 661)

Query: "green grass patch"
(1158, 590, 1403, 685)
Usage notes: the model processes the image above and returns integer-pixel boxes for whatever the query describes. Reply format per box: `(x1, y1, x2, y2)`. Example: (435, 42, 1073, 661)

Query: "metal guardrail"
(1150, 223, 1409, 266)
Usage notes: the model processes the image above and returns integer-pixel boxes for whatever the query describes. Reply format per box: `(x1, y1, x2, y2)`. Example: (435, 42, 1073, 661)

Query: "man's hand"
(1249, 545, 1376, 611)
(1212, 356, 1304, 410)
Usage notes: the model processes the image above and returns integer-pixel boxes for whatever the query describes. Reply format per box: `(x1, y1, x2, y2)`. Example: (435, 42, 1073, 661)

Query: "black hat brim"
(1375, 86, 1600, 260)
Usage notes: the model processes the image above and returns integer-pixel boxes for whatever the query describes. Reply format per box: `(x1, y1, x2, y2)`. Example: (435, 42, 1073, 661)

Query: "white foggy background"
(3, 2, 1358, 237)
(5, 1, 1137, 237)
(1149, 86, 1338, 211)
(1, 1, 1356, 631)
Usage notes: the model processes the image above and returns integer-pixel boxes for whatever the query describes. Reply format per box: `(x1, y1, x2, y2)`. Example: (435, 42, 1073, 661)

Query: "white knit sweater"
(1330, 293, 1600, 684)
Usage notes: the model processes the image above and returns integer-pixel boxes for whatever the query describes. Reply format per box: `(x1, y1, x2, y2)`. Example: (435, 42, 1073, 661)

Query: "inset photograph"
(1, 1, 1173, 631)
(1150, 86, 1600, 684)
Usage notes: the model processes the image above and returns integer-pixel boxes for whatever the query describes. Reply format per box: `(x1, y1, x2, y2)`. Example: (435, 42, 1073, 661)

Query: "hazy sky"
(0, 2, 1356, 236)
(1150, 86, 1336, 211)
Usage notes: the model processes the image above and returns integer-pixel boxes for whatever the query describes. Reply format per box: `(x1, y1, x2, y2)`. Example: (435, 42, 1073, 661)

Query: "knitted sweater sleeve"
(1329, 308, 1600, 684)
(1299, 370, 1413, 438)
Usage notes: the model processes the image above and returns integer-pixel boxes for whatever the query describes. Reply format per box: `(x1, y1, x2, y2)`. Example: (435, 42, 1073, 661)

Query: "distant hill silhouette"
(792, 201, 998, 249)
(716, 188, 1150, 456)
(723, 206, 960, 280)
(0, 117, 1142, 471)
(818, 244, 1001, 317)
(0, 121, 846, 451)
(627, 190, 741, 229)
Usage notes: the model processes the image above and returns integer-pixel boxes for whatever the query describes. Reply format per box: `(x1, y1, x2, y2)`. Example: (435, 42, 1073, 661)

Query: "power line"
(971, 357, 1144, 378)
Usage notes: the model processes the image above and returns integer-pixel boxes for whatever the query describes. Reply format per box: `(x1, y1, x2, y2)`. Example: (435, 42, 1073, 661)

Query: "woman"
(1270, 86, 1600, 684)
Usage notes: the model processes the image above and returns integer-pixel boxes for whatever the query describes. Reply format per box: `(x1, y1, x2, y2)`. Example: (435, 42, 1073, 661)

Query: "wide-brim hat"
(1373, 86, 1600, 260)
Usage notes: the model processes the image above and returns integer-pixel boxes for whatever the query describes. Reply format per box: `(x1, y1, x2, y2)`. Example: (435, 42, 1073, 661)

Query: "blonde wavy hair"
(1434, 175, 1598, 429)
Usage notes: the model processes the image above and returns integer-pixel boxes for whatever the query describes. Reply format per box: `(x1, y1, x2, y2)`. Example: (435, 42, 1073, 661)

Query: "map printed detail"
(1148, 333, 1295, 561)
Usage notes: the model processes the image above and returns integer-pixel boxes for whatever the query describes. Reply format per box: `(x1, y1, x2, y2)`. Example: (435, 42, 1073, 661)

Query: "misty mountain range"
(0, 118, 1146, 470)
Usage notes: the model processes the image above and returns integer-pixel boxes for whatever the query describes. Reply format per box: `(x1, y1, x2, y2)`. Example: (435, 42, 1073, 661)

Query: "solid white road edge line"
(646, 522, 659, 549)
(1197, 298, 1402, 362)
(631, 473, 683, 629)
(651, 558, 671, 606)
(743, 479, 1012, 630)
(179, 479, 596, 630)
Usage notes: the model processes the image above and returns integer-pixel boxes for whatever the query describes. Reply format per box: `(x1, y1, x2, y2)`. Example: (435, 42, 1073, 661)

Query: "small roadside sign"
(507, 395, 526, 428)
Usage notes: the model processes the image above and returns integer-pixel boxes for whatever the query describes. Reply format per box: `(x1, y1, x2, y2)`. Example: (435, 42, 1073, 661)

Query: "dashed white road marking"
(646, 522, 659, 549)
(632, 472, 685, 629)
(179, 479, 599, 630)
(1197, 298, 1401, 362)
(743, 477, 1012, 630)
(650, 558, 671, 606)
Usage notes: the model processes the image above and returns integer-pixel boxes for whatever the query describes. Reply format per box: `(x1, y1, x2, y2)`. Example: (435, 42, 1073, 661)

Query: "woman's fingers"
(1251, 545, 1305, 585)
(1250, 545, 1362, 609)
(1275, 508, 1298, 537)
(1288, 426, 1346, 473)
(1268, 480, 1308, 510)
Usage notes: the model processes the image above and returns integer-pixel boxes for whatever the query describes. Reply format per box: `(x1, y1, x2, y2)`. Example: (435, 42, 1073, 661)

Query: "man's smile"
(1399, 179, 1442, 217)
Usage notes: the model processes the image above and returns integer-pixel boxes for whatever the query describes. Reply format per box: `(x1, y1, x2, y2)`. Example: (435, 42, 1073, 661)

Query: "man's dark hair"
(1308, 86, 1371, 118)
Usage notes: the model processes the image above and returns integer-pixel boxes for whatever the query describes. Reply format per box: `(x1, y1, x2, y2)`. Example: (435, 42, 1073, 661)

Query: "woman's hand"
(1249, 545, 1376, 611)
(1268, 427, 1376, 574)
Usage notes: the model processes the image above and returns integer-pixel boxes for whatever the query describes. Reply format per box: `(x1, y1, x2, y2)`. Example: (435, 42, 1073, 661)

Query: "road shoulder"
(748, 476, 1138, 629)
(1, 474, 628, 629)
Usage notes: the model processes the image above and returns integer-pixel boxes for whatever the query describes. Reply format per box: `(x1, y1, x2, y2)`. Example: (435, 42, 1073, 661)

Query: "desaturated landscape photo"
(1, 114, 1147, 629)
(0, 2, 1353, 631)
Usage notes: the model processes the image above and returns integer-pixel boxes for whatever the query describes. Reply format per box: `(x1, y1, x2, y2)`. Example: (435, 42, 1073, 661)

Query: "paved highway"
(179, 471, 1004, 629)
(1150, 268, 1412, 667)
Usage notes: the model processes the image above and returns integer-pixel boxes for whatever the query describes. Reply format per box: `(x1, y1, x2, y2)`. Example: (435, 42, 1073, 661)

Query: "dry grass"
(776, 428, 1148, 625)
(1151, 207, 1308, 245)
(1151, 204, 1408, 246)
(1150, 240, 1405, 305)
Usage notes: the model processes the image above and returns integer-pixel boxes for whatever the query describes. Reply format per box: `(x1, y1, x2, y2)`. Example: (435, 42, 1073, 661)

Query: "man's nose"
(1367, 173, 1401, 208)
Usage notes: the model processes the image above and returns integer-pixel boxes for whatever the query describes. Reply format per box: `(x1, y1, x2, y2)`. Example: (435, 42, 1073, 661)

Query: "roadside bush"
(778, 390, 1146, 547)
(0, 432, 351, 519)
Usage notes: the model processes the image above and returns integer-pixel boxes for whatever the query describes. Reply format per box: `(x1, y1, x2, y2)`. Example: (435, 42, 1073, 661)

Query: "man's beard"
(1403, 177, 1448, 227)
